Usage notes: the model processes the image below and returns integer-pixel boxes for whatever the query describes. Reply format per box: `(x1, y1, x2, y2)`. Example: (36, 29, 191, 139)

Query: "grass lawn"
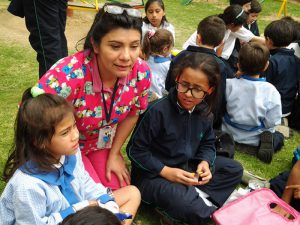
(0, 0, 300, 224)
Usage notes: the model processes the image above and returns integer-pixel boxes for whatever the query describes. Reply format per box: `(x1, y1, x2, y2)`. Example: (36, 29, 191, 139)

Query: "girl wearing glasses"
(142, 0, 175, 44)
(127, 53, 243, 225)
(35, 2, 151, 190)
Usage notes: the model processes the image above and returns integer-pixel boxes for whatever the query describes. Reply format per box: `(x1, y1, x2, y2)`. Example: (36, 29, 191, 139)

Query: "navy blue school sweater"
(264, 48, 300, 115)
(126, 88, 216, 179)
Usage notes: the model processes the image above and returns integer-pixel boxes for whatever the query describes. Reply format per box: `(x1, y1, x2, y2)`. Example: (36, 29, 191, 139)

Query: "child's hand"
(286, 185, 300, 199)
(160, 166, 200, 186)
(196, 161, 212, 185)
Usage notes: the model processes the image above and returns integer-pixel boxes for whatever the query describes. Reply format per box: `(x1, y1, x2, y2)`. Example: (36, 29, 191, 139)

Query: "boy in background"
(222, 42, 284, 164)
(165, 16, 233, 129)
(263, 19, 300, 137)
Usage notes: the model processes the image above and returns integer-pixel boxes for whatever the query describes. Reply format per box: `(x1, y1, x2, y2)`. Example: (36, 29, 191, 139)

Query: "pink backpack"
(212, 188, 300, 225)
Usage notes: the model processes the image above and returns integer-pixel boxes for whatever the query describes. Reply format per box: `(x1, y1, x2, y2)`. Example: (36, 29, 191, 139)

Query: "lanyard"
(101, 79, 119, 123)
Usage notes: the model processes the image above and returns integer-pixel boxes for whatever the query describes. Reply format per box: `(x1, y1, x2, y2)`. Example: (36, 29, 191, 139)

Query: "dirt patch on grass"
(0, 7, 95, 52)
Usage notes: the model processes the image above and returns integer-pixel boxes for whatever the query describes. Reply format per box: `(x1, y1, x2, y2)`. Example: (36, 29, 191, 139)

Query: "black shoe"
(257, 131, 274, 163)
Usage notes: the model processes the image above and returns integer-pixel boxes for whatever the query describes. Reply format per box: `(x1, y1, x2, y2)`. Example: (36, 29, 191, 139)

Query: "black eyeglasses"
(175, 81, 208, 99)
(103, 5, 142, 18)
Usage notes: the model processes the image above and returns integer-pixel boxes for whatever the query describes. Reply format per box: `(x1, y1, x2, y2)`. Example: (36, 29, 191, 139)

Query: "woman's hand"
(106, 153, 130, 187)
(286, 185, 300, 199)
(160, 166, 200, 186)
(196, 161, 212, 185)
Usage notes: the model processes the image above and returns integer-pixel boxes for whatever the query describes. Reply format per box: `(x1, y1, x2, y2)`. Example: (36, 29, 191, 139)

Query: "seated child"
(222, 42, 284, 163)
(165, 15, 233, 129)
(0, 88, 140, 225)
(60, 206, 121, 225)
(229, 0, 262, 72)
(245, 0, 261, 36)
(142, 0, 175, 44)
(127, 52, 243, 225)
(263, 19, 300, 119)
(282, 16, 300, 59)
(143, 28, 174, 99)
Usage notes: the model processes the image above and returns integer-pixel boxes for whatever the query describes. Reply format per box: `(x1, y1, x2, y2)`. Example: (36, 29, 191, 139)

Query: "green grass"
(0, 0, 300, 224)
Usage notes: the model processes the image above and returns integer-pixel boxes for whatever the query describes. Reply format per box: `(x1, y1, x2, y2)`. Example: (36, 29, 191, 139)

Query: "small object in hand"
(194, 171, 203, 181)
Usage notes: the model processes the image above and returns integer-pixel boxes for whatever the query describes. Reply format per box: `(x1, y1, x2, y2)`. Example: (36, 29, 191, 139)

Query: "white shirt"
(222, 76, 282, 146)
(142, 21, 175, 43)
(287, 42, 300, 59)
(147, 55, 171, 98)
(182, 27, 255, 60)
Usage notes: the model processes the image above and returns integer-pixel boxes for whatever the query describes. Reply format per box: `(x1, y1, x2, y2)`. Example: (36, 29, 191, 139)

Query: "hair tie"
(31, 86, 45, 97)
(148, 30, 155, 39)
(235, 9, 244, 19)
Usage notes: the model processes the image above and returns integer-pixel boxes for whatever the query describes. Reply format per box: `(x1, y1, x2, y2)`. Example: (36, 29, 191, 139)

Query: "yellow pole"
(277, 0, 288, 17)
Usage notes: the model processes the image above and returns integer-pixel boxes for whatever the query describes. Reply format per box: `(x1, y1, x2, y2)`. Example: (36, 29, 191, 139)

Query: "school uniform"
(147, 55, 171, 98)
(222, 76, 283, 149)
(126, 88, 243, 225)
(8, 0, 68, 77)
(165, 46, 234, 128)
(142, 21, 175, 43)
(0, 151, 113, 225)
(264, 48, 300, 116)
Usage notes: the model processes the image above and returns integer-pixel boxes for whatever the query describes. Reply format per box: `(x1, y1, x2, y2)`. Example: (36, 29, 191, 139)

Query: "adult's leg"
(81, 153, 101, 183)
(87, 149, 127, 190)
(23, 0, 68, 77)
(198, 156, 243, 206)
(132, 172, 216, 225)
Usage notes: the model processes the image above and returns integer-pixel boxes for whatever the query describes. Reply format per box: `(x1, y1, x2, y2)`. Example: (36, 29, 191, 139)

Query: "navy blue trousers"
(8, 0, 68, 77)
(132, 156, 243, 225)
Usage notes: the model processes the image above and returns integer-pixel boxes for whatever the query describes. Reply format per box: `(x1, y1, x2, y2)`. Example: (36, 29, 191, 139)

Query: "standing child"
(143, 28, 174, 99)
(142, 0, 175, 43)
(0, 88, 140, 225)
(222, 43, 284, 164)
(127, 53, 243, 225)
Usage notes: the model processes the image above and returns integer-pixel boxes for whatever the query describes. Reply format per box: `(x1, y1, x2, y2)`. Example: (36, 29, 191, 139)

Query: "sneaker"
(257, 131, 274, 163)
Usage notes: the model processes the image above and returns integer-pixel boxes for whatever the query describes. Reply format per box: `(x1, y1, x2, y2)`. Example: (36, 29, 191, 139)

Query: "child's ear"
(196, 34, 202, 46)
(263, 61, 269, 71)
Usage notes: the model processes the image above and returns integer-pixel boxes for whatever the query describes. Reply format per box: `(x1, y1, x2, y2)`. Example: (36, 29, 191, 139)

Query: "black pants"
(9, 0, 68, 77)
(132, 156, 243, 225)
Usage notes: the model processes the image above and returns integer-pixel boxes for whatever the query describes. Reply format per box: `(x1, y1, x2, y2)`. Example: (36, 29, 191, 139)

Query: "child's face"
(146, 2, 165, 28)
(247, 12, 259, 24)
(176, 67, 211, 111)
(47, 112, 79, 160)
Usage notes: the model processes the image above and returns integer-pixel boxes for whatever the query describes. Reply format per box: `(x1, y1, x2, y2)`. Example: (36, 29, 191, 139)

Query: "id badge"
(97, 125, 117, 149)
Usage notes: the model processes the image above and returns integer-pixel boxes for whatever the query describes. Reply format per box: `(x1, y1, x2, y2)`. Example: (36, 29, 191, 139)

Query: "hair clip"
(148, 30, 156, 39)
(30, 86, 45, 97)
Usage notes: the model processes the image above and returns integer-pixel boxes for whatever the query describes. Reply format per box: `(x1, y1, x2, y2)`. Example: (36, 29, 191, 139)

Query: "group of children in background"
(1, 0, 300, 225)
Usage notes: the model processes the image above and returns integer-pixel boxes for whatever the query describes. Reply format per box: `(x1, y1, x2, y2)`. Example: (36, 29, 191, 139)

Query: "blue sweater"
(264, 48, 300, 115)
(127, 88, 216, 178)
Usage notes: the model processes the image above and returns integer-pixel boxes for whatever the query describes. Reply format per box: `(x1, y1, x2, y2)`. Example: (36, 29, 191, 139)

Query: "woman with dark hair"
(35, 2, 151, 190)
